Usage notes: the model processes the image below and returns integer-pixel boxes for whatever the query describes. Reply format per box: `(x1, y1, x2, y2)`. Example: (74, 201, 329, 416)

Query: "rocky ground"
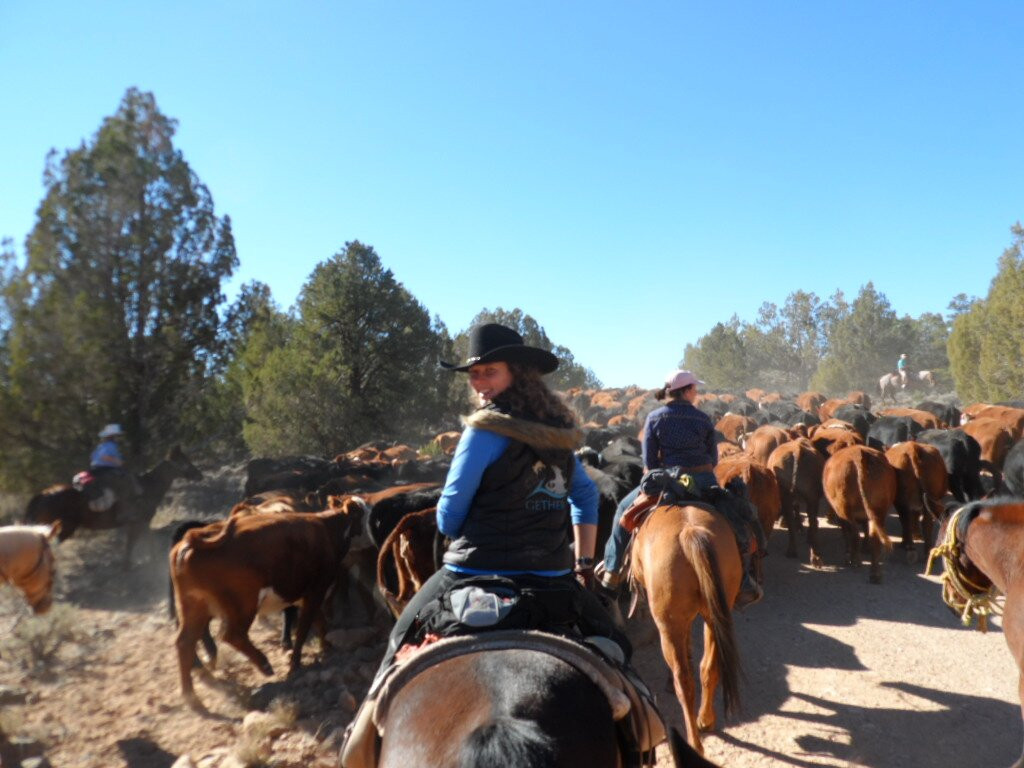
(0, 469, 1020, 768)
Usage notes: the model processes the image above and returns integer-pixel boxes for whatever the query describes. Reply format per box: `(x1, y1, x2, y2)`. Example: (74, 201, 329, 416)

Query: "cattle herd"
(5, 383, 1024, 762)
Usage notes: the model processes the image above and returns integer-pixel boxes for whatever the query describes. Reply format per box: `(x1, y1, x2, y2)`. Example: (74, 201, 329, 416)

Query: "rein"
(925, 505, 1003, 632)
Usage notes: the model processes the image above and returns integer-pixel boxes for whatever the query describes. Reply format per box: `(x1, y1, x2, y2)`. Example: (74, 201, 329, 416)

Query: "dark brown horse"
(929, 500, 1024, 768)
(25, 445, 202, 567)
(630, 502, 743, 756)
(370, 644, 719, 768)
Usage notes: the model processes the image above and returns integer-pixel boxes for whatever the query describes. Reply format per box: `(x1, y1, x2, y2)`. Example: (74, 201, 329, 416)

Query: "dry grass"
(232, 697, 299, 767)
(0, 603, 85, 671)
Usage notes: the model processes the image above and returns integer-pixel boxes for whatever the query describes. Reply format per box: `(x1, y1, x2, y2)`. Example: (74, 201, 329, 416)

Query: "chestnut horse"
(372, 645, 718, 767)
(0, 523, 61, 614)
(928, 500, 1024, 768)
(630, 503, 743, 755)
(25, 445, 202, 567)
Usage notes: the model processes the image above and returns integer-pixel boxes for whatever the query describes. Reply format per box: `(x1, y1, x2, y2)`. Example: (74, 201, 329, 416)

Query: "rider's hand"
(575, 565, 595, 590)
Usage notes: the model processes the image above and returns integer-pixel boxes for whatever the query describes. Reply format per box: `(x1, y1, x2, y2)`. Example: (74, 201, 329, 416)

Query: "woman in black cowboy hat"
(376, 322, 626, 670)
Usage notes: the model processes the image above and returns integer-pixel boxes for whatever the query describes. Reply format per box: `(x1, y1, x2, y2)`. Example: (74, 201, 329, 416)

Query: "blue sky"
(2, 2, 1021, 387)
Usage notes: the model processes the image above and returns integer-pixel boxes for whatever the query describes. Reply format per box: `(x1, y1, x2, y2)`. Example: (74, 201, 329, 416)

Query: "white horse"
(0, 523, 61, 613)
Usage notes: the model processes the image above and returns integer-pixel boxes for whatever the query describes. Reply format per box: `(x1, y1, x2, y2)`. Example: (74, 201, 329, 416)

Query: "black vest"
(443, 408, 583, 573)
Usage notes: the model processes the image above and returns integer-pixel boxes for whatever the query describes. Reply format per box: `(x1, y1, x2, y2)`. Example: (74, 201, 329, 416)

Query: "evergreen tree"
(949, 224, 1024, 401)
(0, 88, 236, 488)
(242, 242, 452, 455)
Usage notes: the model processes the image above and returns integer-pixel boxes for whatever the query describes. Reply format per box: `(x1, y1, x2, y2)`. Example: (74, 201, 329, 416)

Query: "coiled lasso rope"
(925, 504, 1003, 633)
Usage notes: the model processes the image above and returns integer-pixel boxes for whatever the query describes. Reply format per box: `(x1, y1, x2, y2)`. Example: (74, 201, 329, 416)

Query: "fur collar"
(463, 409, 583, 452)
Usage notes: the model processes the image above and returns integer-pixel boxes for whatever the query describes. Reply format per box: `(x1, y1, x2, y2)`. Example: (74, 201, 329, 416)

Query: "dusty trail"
(0, 512, 1018, 768)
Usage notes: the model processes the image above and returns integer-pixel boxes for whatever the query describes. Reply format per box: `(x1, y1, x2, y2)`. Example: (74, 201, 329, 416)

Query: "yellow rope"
(925, 505, 1003, 633)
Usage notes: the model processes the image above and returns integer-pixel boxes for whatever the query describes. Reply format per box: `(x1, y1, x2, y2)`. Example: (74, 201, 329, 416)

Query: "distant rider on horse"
(897, 353, 909, 389)
(86, 424, 140, 517)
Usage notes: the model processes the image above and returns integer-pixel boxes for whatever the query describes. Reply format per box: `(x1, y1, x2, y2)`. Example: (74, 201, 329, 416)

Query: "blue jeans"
(602, 471, 719, 573)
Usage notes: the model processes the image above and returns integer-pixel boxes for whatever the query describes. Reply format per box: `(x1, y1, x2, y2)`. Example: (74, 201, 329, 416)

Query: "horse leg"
(655, 617, 703, 753)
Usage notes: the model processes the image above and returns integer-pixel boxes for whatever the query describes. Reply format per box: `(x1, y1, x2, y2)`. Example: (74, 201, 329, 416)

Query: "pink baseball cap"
(665, 370, 704, 391)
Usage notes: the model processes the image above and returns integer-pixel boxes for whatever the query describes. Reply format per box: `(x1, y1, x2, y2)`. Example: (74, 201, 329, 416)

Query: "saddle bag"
(417, 574, 582, 639)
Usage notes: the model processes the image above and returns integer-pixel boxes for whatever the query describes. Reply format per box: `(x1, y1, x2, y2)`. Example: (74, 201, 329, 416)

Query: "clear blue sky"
(2, 2, 1021, 387)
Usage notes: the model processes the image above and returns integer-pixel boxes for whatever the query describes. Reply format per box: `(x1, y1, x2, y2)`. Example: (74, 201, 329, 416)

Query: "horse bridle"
(926, 504, 1003, 632)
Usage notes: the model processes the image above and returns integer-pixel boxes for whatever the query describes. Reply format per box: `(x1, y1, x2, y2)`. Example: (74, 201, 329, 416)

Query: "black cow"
(727, 398, 759, 417)
(917, 428, 985, 502)
(914, 400, 961, 428)
(762, 401, 802, 423)
(866, 416, 923, 450)
(1000, 440, 1024, 498)
(698, 400, 730, 422)
(365, 487, 444, 551)
(832, 404, 877, 441)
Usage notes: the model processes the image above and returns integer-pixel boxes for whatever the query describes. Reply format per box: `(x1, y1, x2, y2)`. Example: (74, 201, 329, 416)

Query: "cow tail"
(790, 445, 801, 498)
(857, 453, 892, 550)
(184, 517, 237, 551)
(679, 526, 741, 718)
(908, 446, 939, 521)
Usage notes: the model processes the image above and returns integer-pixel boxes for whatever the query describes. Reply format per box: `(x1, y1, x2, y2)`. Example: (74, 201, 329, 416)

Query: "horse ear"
(46, 521, 62, 541)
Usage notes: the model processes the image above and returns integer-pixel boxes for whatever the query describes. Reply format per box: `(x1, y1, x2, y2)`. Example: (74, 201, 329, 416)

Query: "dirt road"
(0, 511, 1019, 768)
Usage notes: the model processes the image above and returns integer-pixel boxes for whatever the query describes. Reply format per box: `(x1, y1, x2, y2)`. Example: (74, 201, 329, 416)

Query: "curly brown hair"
(485, 362, 577, 428)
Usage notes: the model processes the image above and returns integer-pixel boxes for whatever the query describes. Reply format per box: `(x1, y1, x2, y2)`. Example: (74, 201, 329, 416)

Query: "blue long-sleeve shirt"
(437, 426, 599, 576)
(642, 400, 718, 470)
(90, 440, 124, 469)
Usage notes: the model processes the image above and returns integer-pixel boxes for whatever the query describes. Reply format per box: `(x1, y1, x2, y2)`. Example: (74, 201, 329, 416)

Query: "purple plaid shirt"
(642, 401, 718, 470)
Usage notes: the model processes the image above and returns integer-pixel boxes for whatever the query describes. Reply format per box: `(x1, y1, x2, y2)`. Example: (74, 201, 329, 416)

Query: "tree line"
(1, 88, 1021, 491)
(0, 89, 598, 490)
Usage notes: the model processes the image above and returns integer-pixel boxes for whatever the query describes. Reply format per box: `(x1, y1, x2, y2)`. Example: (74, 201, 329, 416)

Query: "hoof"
(809, 553, 823, 568)
(184, 692, 206, 712)
(258, 660, 274, 676)
(697, 717, 716, 733)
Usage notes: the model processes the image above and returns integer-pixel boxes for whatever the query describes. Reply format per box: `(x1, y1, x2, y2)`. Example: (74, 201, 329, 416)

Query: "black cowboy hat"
(441, 323, 559, 374)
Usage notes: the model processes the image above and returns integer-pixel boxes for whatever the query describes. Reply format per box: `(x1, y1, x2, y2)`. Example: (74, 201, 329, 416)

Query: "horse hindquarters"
(637, 510, 741, 753)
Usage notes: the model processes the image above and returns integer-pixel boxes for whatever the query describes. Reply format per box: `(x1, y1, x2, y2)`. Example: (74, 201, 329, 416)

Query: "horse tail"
(458, 716, 556, 768)
(667, 726, 721, 768)
(855, 452, 892, 550)
(679, 525, 742, 718)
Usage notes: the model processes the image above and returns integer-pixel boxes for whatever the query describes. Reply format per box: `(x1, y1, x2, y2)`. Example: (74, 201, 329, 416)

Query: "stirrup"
(595, 561, 622, 588)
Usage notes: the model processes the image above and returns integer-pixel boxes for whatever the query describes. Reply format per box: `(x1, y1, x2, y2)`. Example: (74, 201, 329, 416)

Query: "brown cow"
(962, 417, 1015, 484)
(170, 498, 364, 708)
(795, 391, 826, 415)
(884, 442, 949, 561)
(817, 397, 849, 422)
(430, 431, 462, 456)
(715, 413, 756, 444)
(810, 427, 864, 457)
(745, 388, 766, 403)
(962, 405, 1024, 441)
(767, 438, 825, 564)
(846, 391, 871, 410)
(744, 425, 791, 466)
(714, 455, 782, 537)
(822, 445, 896, 583)
(879, 408, 942, 430)
(375, 506, 439, 615)
(717, 441, 743, 459)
